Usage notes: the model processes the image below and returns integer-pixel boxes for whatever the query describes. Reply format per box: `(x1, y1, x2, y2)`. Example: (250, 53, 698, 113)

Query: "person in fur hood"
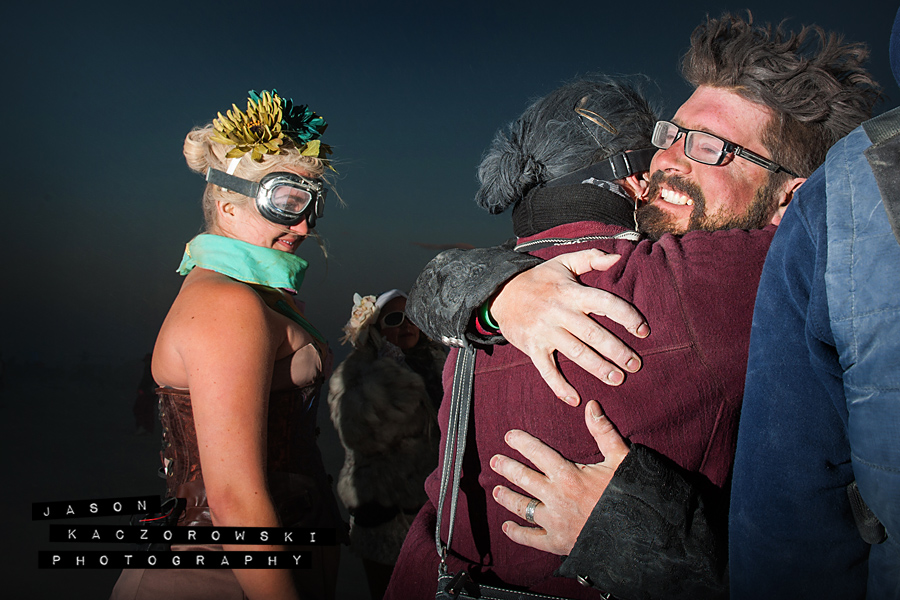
(327, 289, 447, 599)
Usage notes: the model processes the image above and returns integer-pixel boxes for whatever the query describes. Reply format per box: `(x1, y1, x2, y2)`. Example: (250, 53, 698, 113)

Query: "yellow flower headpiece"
(210, 90, 332, 163)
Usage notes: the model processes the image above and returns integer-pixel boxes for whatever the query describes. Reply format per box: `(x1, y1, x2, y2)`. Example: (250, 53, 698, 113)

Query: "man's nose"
(651, 137, 692, 174)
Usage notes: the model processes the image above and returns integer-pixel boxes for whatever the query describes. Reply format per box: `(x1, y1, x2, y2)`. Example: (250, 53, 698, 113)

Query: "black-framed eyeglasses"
(651, 120, 799, 177)
(379, 311, 406, 329)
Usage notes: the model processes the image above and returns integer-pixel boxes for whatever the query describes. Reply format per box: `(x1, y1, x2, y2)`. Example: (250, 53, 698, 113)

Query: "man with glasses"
(395, 13, 880, 599)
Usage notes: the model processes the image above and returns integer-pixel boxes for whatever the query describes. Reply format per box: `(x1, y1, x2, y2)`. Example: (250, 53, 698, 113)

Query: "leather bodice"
(158, 384, 340, 530)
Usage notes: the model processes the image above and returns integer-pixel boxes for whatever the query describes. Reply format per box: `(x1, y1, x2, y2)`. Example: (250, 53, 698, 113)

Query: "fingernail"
(492, 486, 501, 500)
(636, 323, 650, 337)
(490, 455, 499, 470)
(561, 395, 579, 406)
(589, 402, 603, 421)
(625, 357, 640, 372)
(502, 522, 509, 534)
(607, 370, 624, 385)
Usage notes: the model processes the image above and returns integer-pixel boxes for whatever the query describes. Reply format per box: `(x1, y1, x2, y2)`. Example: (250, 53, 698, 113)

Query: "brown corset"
(158, 384, 341, 530)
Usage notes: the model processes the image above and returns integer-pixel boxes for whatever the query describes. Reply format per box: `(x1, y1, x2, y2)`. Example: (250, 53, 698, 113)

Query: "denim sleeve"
(557, 444, 728, 600)
(406, 242, 542, 347)
(827, 129, 900, 595)
(728, 173, 869, 599)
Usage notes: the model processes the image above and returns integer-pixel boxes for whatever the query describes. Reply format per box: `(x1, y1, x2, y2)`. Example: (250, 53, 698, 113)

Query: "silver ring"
(525, 498, 541, 524)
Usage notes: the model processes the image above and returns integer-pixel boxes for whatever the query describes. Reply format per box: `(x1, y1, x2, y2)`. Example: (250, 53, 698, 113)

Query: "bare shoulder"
(169, 269, 271, 330)
(153, 269, 281, 387)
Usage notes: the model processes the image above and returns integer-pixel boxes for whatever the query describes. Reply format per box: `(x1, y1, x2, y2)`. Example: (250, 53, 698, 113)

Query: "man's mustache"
(644, 171, 705, 204)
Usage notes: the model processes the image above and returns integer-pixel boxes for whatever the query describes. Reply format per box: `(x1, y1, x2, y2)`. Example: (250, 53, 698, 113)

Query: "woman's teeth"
(660, 188, 694, 206)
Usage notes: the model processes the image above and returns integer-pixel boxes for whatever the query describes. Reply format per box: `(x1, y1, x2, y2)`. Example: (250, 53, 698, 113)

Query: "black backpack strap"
(846, 480, 887, 545)
(863, 107, 900, 245)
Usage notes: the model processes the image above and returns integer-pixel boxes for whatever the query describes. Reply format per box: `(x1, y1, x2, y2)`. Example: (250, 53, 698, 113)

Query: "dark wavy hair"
(475, 75, 658, 214)
(683, 13, 882, 180)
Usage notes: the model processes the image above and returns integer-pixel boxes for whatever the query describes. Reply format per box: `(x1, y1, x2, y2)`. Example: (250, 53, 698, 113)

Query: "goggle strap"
(606, 147, 656, 179)
(206, 168, 260, 199)
(544, 147, 657, 189)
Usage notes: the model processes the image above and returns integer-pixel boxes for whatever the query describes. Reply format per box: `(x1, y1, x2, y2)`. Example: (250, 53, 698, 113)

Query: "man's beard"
(636, 171, 779, 241)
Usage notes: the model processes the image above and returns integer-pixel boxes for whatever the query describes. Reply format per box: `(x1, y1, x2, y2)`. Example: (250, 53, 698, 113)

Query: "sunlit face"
(637, 86, 781, 240)
(378, 297, 420, 351)
(219, 165, 312, 254)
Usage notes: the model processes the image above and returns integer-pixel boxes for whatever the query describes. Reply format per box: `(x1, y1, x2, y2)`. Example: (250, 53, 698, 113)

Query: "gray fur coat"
(327, 335, 446, 564)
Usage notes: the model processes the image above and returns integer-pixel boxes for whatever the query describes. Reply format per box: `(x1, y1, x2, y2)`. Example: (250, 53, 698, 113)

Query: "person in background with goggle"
(110, 90, 345, 600)
(375, 292, 420, 351)
(327, 289, 448, 600)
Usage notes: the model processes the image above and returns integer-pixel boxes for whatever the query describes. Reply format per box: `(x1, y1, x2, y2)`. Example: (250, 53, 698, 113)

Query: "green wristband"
(479, 300, 501, 332)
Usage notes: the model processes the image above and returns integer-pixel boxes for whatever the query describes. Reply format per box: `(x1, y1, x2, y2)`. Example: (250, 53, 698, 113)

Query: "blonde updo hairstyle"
(183, 123, 327, 233)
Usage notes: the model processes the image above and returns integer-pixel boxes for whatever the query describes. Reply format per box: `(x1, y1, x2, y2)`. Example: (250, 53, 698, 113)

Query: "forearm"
(210, 492, 300, 600)
(230, 564, 299, 600)
(558, 444, 728, 600)
(406, 242, 541, 347)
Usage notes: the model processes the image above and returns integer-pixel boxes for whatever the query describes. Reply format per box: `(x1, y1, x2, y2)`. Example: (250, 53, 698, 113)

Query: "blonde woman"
(111, 90, 344, 600)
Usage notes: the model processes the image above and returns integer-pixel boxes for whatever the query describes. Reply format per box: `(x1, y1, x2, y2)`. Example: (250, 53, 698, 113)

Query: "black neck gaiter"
(511, 183, 636, 238)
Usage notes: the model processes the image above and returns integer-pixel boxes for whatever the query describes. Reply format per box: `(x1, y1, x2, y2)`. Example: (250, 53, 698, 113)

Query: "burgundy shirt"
(386, 221, 774, 598)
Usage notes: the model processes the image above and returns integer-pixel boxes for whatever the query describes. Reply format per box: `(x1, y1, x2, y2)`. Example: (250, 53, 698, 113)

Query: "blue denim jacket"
(731, 115, 900, 599)
(826, 115, 900, 598)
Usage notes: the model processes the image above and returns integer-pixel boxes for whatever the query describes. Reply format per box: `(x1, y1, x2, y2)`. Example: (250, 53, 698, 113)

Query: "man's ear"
(769, 176, 806, 226)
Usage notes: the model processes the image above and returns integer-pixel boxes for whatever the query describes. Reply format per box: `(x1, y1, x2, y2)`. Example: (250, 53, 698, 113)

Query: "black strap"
(437, 571, 601, 600)
(862, 106, 900, 145)
(544, 148, 656, 189)
(434, 347, 585, 600)
(435, 345, 477, 572)
(206, 167, 260, 198)
(846, 481, 887, 545)
(863, 107, 900, 246)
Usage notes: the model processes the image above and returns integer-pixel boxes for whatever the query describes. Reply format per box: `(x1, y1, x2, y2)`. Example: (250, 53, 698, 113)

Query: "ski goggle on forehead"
(205, 168, 327, 227)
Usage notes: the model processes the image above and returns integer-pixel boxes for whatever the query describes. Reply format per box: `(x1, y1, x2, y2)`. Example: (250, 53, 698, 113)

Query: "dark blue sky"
(2, 0, 897, 366)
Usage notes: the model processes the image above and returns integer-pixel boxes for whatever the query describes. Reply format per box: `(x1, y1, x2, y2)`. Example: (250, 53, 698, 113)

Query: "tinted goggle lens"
(380, 311, 406, 328)
(256, 174, 326, 226)
(270, 185, 314, 215)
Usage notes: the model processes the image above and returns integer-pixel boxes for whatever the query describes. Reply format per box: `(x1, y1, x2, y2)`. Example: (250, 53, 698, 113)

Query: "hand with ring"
(490, 400, 630, 556)
(525, 498, 541, 524)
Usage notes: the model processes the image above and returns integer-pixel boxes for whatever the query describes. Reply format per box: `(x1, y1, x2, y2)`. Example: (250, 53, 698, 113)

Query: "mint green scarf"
(177, 234, 326, 346)
(178, 233, 308, 293)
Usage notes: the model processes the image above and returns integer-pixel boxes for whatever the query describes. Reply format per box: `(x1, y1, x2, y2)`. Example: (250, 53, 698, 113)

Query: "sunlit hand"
(490, 401, 630, 556)
(489, 249, 649, 405)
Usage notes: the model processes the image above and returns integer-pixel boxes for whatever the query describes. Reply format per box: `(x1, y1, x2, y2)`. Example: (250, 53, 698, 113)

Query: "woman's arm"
(176, 276, 299, 600)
